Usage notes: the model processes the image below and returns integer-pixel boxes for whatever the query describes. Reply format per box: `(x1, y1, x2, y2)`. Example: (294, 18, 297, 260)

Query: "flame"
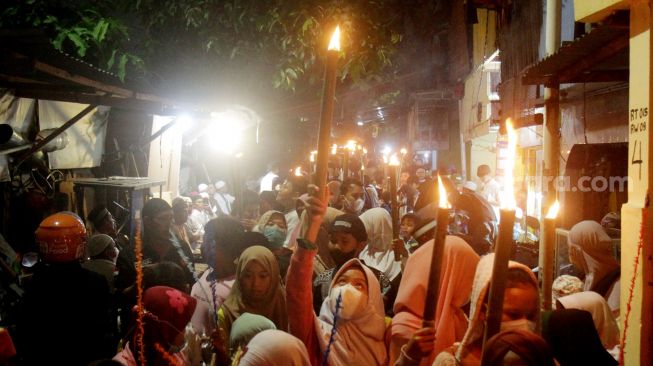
(363, 148, 368, 154)
(331, 144, 338, 155)
(345, 140, 357, 151)
(382, 155, 388, 164)
(388, 153, 400, 167)
(546, 200, 560, 219)
(400, 148, 407, 155)
(501, 119, 517, 210)
(309, 150, 317, 162)
(294, 166, 302, 177)
(328, 26, 341, 51)
(438, 175, 451, 209)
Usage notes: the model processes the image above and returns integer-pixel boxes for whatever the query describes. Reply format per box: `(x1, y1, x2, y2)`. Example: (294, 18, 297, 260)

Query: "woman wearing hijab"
(114, 286, 197, 366)
(358, 207, 403, 282)
(286, 193, 388, 366)
(557, 291, 620, 351)
(541, 309, 617, 365)
(218, 246, 288, 337)
(391, 236, 480, 365)
(481, 330, 556, 366)
(191, 217, 247, 336)
(567, 220, 620, 314)
(433, 254, 539, 366)
(229, 313, 277, 356)
(253, 210, 293, 278)
(236, 329, 311, 366)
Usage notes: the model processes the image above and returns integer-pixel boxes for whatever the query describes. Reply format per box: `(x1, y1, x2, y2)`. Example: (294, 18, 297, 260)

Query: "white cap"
(198, 183, 208, 192)
(215, 181, 226, 190)
(88, 234, 115, 257)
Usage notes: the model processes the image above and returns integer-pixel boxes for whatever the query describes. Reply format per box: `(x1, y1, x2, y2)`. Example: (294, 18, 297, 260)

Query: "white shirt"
(214, 192, 234, 215)
(479, 177, 501, 207)
(259, 172, 278, 193)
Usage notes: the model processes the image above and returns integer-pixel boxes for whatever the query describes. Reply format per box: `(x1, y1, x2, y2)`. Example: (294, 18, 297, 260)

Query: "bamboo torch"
(388, 154, 401, 239)
(482, 119, 518, 349)
(309, 150, 316, 183)
(539, 200, 560, 310)
(422, 175, 452, 325)
(314, 26, 341, 200)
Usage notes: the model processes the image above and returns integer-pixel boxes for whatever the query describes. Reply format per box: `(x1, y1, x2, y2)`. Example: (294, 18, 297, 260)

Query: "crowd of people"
(0, 162, 622, 366)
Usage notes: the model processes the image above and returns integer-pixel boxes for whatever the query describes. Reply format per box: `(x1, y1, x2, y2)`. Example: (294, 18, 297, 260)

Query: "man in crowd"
(312, 213, 368, 311)
(214, 180, 235, 215)
(337, 178, 366, 215)
(477, 164, 501, 210)
(18, 213, 115, 365)
(87, 205, 136, 295)
(141, 198, 195, 286)
(260, 162, 280, 193)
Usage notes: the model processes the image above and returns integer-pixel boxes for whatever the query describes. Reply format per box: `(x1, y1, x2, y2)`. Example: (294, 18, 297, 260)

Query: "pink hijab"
(392, 236, 480, 363)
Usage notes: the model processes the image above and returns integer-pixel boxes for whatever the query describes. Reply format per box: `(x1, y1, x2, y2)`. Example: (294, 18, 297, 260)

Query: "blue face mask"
(263, 225, 287, 248)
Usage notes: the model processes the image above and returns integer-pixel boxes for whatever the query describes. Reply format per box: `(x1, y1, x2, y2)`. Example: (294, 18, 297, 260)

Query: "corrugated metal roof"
(522, 24, 629, 86)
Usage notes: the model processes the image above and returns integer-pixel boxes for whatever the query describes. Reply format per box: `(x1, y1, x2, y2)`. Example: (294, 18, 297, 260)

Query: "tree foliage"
(1, 0, 440, 97)
(1, 0, 143, 81)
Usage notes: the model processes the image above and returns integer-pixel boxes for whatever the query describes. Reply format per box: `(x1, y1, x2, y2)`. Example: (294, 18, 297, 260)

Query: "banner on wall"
(38, 101, 110, 169)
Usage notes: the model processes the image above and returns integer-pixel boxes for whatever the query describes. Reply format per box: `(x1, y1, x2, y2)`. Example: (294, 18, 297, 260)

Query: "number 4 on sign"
(632, 140, 643, 180)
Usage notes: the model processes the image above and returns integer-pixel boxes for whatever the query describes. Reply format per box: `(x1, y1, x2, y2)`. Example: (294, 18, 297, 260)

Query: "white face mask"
(329, 284, 364, 320)
(500, 318, 536, 333)
(344, 197, 365, 214)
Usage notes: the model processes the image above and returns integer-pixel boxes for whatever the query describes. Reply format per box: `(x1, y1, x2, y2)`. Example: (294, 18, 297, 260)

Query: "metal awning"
(522, 22, 629, 87)
(0, 30, 194, 114)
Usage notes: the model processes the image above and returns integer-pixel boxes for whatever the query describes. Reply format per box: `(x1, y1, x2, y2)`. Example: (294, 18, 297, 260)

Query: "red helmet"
(35, 212, 87, 263)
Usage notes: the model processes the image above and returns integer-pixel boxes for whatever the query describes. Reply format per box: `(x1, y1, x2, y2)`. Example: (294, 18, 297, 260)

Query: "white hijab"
(558, 291, 620, 349)
(568, 220, 619, 291)
(316, 259, 387, 366)
(358, 208, 402, 280)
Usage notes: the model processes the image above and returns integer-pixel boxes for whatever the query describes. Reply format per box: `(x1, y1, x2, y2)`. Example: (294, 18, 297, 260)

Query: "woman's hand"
(306, 185, 327, 225)
(404, 327, 436, 361)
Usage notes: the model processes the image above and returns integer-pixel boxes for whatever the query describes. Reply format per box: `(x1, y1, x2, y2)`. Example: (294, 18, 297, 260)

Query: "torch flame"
(294, 166, 302, 177)
(309, 150, 316, 162)
(331, 144, 338, 155)
(328, 26, 341, 51)
(438, 175, 451, 209)
(400, 148, 407, 155)
(546, 200, 560, 219)
(501, 119, 517, 210)
(345, 140, 357, 151)
(388, 154, 400, 167)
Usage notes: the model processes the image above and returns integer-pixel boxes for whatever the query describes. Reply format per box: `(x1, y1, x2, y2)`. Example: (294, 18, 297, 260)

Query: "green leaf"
(67, 33, 87, 57)
(107, 49, 117, 69)
(117, 54, 128, 81)
(93, 19, 109, 42)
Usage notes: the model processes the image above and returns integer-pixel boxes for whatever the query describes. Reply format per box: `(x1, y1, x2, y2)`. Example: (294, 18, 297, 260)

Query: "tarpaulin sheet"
(0, 91, 36, 181)
(38, 101, 109, 169)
